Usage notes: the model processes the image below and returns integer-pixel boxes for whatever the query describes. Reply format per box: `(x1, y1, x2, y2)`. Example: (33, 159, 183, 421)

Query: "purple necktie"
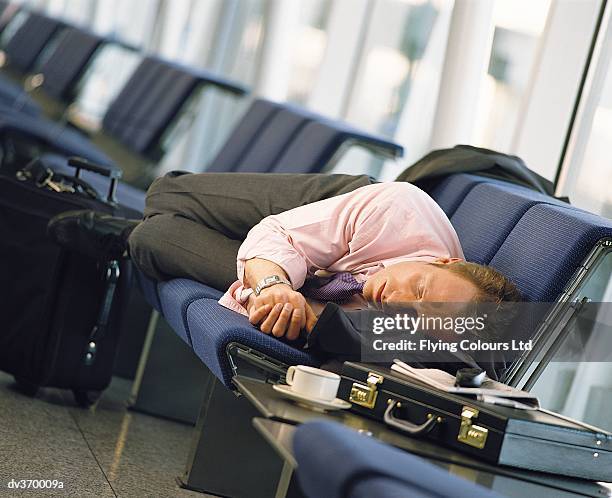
(300, 272, 365, 304)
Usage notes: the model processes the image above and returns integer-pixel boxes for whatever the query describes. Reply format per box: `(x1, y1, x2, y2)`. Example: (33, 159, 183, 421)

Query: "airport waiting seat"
(207, 99, 403, 174)
(0, 25, 104, 115)
(26, 27, 104, 108)
(293, 420, 501, 498)
(136, 172, 612, 389)
(42, 98, 402, 215)
(0, 10, 67, 116)
(0, 55, 248, 171)
(99, 58, 245, 163)
(0, 10, 65, 78)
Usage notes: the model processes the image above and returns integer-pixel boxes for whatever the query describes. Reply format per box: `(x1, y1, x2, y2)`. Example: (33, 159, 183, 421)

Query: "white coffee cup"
(285, 365, 340, 401)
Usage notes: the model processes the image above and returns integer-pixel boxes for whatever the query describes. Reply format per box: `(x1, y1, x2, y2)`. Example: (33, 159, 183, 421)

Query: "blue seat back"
(206, 99, 282, 172)
(294, 421, 501, 498)
(231, 107, 312, 173)
(427, 173, 489, 217)
(272, 120, 403, 174)
(102, 57, 200, 157)
(4, 12, 64, 72)
(450, 182, 566, 264)
(38, 26, 103, 101)
(207, 98, 402, 174)
(271, 120, 352, 174)
(102, 58, 155, 133)
(489, 204, 612, 302)
(422, 173, 612, 303)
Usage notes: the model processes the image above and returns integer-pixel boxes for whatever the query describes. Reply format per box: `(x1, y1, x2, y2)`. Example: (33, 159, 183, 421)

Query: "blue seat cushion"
(293, 421, 501, 498)
(158, 279, 222, 346)
(0, 111, 114, 167)
(187, 296, 319, 387)
(451, 182, 566, 264)
(490, 203, 612, 302)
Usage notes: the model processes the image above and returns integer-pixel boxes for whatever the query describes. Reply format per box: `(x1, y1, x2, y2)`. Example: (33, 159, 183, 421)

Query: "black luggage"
(338, 362, 612, 481)
(0, 157, 140, 406)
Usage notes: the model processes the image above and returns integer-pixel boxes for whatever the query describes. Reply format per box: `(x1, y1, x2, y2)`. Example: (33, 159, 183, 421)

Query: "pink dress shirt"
(219, 182, 464, 316)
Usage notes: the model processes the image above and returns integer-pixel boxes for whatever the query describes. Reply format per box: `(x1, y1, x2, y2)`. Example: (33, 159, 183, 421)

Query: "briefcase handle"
(384, 400, 441, 436)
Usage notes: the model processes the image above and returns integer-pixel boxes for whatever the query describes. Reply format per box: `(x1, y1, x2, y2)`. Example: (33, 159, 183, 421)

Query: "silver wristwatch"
(254, 275, 292, 296)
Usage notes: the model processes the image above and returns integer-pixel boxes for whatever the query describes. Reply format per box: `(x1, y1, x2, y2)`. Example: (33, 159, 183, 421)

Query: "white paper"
(391, 360, 540, 409)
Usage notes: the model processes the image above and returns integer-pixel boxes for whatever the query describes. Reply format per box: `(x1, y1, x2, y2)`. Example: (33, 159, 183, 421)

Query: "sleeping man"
(50, 171, 521, 340)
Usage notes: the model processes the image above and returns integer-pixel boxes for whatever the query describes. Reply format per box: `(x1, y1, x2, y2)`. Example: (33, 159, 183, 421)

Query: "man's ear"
(433, 257, 463, 265)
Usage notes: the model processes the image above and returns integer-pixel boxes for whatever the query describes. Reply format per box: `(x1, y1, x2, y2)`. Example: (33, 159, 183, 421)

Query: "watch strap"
(254, 275, 292, 296)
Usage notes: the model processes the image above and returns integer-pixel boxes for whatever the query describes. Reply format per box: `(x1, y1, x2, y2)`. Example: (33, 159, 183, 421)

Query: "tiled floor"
(0, 372, 215, 497)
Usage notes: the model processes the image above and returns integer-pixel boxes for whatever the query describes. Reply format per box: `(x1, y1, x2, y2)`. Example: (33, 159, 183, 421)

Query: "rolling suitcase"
(0, 157, 140, 406)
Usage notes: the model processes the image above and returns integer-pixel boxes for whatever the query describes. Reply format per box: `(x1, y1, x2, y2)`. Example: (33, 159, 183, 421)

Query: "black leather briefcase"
(338, 362, 612, 481)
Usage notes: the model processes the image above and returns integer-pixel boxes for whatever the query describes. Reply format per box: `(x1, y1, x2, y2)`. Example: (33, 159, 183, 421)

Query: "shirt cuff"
(237, 254, 308, 290)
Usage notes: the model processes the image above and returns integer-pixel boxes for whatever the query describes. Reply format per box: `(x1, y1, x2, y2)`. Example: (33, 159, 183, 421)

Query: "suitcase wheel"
(14, 376, 39, 397)
(72, 389, 102, 408)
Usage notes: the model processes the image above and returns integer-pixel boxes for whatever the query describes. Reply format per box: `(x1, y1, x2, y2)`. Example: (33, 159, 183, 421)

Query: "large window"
(558, 18, 612, 217)
(154, 0, 223, 66)
(91, 0, 159, 49)
(472, 0, 551, 151)
(285, 0, 332, 104)
(345, 0, 452, 139)
(45, 0, 96, 24)
(330, 0, 454, 178)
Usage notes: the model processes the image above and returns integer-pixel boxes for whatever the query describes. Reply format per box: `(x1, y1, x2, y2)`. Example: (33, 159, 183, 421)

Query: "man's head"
(362, 258, 522, 308)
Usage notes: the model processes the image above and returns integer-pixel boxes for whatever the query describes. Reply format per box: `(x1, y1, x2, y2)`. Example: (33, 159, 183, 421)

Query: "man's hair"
(441, 262, 523, 340)
(443, 261, 523, 304)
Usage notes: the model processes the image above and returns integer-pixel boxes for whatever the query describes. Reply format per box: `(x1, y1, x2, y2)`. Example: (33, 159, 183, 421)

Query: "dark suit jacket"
(395, 144, 566, 201)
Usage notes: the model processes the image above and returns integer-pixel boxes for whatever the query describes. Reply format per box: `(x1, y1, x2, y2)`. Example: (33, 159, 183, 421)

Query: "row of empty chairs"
(0, 5, 249, 174)
(0, 3, 403, 217)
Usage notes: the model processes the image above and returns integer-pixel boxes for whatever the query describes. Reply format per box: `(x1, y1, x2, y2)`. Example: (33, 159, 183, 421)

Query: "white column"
(384, 0, 454, 175)
(306, 0, 371, 118)
(253, 0, 301, 101)
(178, 0, 245, 172)
(428, 0, 494, 149)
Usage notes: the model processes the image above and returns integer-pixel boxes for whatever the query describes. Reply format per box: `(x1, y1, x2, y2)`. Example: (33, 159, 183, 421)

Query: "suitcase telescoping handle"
(384, 400, 442, 435)
(67, 157, 121, 204)
(83, 259, 121, 367)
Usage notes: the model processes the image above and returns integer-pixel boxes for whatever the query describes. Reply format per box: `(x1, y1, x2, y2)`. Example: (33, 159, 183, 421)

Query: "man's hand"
(247, 284, 317, 340)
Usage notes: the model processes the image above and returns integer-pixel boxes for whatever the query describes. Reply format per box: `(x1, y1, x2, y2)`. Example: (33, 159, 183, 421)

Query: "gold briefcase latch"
(349, 372, 384, 409)
(458, 406, 488, 449)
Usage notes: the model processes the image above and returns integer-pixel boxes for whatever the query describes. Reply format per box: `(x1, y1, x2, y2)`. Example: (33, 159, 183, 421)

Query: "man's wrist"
(254, 275, 292, 296)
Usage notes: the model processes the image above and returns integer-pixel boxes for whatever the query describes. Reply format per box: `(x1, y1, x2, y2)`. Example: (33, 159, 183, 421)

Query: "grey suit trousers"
(128, 171, 373, 290)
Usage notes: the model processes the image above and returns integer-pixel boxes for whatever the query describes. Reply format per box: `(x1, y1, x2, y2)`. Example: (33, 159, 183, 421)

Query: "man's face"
(362, 260, 479, 309)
